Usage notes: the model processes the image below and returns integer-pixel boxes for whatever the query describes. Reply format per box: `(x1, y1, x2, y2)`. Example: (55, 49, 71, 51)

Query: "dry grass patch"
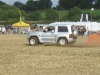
(0, 34, 100, 75)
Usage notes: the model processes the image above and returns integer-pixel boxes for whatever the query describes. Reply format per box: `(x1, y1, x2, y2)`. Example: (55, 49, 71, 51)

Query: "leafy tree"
(7, 10, 19, 18)
(0, 8, 8, 20)
(58, 0, 93, 9)
(56, 5, 63, 10)
(38, 0, 52, 10)
(58, 0, 75, 9)
(0, 1, 6, 5)
(20, 5, 28, 13)
(13, 1, 25, 9)
(21, 10, 27, 16)
(62, 15, 68, 21)
(76, 0, 93, 9)
(45, 8, 58, 21)
(0, 4, 18, 10)
(26, 0, 38, 13)
(67, 7, 82, 21)
(94, 0, 100, 8)
(30, 11, 41, 21)
(0, 4, 20, 21)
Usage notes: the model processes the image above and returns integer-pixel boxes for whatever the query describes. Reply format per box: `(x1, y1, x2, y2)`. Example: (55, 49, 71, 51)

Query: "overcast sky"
(0, 0, 59, 7)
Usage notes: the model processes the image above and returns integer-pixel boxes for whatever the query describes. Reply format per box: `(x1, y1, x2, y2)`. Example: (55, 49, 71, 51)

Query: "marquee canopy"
(13, 11, 30, 27)
(13, 21, 30, 27)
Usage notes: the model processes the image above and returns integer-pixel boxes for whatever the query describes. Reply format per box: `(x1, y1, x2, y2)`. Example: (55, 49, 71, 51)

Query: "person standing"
(2, 26, 6, 34)
(0, 26, 2, 34)
(86, 27, 89, 36)
(17, 27, 20, 34)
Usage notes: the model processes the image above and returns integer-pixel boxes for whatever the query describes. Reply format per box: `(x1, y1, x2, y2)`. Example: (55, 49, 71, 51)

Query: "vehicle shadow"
(24, 43, 100, 48)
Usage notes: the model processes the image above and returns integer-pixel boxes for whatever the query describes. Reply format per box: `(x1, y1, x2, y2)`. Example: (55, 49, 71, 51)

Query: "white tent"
(49, 22, 100, 31)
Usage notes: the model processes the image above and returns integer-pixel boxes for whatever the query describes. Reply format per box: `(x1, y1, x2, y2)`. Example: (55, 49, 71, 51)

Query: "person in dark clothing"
(17, 27, 20, 34)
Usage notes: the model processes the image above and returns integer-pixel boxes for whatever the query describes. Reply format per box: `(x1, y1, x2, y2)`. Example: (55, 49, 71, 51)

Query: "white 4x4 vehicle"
(27, 22, 78, 46)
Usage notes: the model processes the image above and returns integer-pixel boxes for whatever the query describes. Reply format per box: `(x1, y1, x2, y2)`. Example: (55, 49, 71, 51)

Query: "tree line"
(13, 0, 100, 11)
(0, 0, 100, 24)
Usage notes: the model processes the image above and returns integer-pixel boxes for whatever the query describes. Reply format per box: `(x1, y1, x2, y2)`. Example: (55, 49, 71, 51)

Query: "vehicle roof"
(49, 22, 92, 26)
(49, 22, 73, 26)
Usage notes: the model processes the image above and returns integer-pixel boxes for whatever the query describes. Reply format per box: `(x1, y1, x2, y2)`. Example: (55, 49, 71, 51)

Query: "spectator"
(86, 27, 89, 36)
(17, 27, 20, 34)
(77, 26, 86, 36)
(34, 24, 38, 31)
(2, 26, 6, 34)
(83, 27, 86, 36)
(0, 26, 2, 34)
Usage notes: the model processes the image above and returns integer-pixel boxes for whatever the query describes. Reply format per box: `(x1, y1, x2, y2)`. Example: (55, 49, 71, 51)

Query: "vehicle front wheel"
(58, 38, 68, 46)
(29, 37, 38, 46)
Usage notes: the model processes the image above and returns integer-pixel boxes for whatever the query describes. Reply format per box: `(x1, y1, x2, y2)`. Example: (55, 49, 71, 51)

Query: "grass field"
(0, 34, 100, 75)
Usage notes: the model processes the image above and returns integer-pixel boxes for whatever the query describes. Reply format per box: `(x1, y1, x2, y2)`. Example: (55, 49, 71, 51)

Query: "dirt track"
(0, 34, 100, 75)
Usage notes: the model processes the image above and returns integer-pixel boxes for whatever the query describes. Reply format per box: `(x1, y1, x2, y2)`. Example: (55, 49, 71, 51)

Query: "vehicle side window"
(58, 26, 68, 32)
(43, 26, 55, 32)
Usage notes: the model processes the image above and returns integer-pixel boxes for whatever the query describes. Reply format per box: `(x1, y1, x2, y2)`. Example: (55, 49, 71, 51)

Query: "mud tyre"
(29, 37, 38, 46)
(58, 38, 68, 46)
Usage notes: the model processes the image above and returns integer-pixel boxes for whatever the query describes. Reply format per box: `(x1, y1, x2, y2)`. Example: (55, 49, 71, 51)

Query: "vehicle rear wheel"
(58, 38, 68, 46)
(29, 37, 38, 46)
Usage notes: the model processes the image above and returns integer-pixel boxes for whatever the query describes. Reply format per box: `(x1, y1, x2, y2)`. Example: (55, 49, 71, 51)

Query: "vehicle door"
(40, 26, 55, 42)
